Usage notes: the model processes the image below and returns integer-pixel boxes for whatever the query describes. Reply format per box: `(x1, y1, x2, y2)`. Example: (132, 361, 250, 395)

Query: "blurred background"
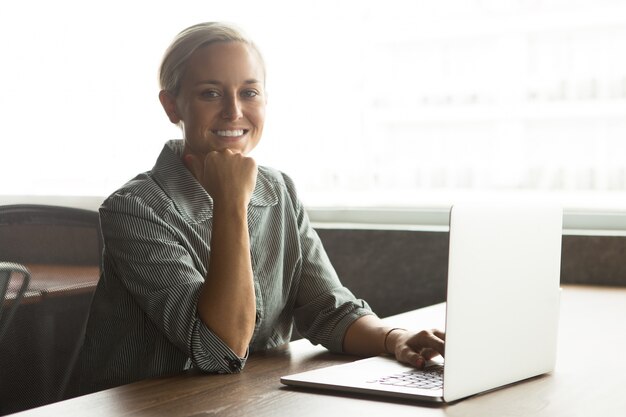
(2, 0, 626, 210)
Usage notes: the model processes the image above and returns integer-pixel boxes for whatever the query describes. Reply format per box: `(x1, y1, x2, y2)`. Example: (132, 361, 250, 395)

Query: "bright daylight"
(2, 0, 626, 211)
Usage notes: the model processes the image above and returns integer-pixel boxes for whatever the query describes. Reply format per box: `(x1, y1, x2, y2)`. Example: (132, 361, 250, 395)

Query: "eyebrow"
(196, 79, 262, 86)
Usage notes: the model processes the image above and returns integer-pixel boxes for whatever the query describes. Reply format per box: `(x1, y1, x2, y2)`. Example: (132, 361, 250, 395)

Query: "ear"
(159, 90, 181, 124)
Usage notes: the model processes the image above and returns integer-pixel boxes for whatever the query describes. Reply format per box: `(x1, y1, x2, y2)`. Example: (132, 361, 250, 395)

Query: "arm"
(185, 150, 257, 357)
(343, 315, 446, 368)
(282, 173, 374, 351)
(100, 194, 248, 373)
(280, 172, 444, 365)
(197, 199, 255, 356)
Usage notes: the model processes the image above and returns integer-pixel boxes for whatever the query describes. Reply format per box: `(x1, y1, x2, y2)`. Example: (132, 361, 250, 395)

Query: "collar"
(151, 140, 278, 223)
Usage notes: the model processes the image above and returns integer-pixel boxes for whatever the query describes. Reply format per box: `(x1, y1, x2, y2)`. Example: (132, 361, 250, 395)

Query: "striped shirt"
(70, 140, 373, 395)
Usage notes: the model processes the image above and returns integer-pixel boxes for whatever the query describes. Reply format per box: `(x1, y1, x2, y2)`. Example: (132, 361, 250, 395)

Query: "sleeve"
(281, 175, 376, 352)
(100, 193, 247, 374)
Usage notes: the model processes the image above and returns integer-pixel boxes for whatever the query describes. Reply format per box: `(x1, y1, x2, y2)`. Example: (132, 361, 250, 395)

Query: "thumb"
(183, 153, 203, 181)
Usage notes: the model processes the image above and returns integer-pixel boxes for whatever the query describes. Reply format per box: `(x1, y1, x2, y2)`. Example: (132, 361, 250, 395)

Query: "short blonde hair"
(159, 22, 265, 96)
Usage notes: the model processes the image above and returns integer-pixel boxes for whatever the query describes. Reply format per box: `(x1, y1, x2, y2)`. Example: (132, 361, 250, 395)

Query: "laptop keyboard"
(367, 364, 444, 390)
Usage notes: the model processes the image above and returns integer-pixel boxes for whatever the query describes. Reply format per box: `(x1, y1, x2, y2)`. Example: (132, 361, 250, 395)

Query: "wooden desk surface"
(25, 264, 99, 297)
(4, 264, 99, 305)
(11, 285, 626, 417)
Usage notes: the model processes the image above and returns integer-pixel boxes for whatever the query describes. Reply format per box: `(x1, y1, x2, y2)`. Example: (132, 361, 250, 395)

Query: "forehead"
(184, 41, 264, 83)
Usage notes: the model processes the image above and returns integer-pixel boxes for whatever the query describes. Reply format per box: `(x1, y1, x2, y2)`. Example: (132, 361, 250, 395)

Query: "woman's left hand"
(387, 328, 445, 368)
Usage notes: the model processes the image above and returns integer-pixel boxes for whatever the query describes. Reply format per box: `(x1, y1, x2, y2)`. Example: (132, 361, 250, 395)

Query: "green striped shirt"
(71, 140, 372, 395)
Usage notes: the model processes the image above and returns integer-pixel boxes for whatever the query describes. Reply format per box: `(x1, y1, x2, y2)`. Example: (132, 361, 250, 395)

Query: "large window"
(3, 0, 626, 211)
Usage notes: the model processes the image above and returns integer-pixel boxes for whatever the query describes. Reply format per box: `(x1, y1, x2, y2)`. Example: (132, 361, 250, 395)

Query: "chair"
(0, 204, 102, 415)
(0, 262, 31, 343)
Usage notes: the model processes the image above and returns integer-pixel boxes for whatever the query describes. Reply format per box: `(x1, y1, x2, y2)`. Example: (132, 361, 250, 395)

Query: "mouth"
(212, 129, 249, 138)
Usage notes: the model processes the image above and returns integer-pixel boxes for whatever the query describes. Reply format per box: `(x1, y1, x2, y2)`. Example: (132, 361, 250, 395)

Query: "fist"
(184, 149, 258, 207)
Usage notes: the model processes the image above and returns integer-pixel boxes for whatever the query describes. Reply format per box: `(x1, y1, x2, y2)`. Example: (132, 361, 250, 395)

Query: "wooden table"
(10, 285, 626, 417)
(4, 264, 99, 304)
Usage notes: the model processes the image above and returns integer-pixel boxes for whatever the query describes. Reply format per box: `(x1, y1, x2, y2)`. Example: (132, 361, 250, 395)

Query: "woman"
(70, 22, 445, 396)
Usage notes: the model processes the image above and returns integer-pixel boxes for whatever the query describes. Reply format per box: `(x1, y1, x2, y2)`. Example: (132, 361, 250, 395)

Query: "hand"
(388, 329, 445, 369)
(184, 149, 258, 208)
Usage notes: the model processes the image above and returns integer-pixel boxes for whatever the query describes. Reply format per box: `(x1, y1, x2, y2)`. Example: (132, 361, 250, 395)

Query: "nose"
(221, 94, 243, 120)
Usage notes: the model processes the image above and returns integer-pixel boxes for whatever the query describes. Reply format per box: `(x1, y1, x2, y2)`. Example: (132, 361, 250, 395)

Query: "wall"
(316, 228, 626, 319)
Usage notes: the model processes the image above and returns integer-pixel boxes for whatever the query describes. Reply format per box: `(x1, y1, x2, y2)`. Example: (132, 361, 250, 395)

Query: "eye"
(200, 90, 220, 99)
(241, 89, 260, 98)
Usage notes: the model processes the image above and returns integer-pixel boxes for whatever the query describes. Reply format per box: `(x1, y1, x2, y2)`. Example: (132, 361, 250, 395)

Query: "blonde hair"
(159, 22, 265, 96)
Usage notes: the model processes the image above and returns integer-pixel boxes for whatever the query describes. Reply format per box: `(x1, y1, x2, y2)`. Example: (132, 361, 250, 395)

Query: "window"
(2, 0, 626, 213)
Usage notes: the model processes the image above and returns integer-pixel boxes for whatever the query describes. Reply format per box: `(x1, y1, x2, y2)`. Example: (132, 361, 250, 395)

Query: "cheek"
(252, 107, 266, 130)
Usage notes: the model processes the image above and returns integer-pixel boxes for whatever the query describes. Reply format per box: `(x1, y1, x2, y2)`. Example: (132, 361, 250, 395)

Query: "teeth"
(215, 129, 245, 137)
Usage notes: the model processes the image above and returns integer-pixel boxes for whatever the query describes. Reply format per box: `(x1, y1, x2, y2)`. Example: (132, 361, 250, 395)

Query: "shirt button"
(228, 359, 242, 372)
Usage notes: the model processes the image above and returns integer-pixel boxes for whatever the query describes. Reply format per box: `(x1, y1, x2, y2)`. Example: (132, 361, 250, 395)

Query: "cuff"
(330, 306, 376, 353)
(191, 318, 249, 373)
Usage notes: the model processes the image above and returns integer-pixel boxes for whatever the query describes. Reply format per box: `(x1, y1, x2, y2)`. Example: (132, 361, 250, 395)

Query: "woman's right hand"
(184, 150, 258, 208)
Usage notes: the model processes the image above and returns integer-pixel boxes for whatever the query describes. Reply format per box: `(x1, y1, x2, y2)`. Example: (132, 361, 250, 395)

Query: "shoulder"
(257, 165, 303, 206)
(100, 171, 173, 220)
(258, 165, 298, 194)
(256, 165, 306, 220)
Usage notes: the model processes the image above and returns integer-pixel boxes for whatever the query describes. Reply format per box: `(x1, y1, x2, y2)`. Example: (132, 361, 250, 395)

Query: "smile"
(213, 129, 248, 137)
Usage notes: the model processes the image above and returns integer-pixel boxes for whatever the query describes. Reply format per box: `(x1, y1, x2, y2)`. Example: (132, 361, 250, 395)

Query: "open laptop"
(281, 202, 563, 403)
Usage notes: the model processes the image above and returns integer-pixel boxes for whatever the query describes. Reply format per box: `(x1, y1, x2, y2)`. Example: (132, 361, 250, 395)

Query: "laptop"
(281, 202, 563, 403)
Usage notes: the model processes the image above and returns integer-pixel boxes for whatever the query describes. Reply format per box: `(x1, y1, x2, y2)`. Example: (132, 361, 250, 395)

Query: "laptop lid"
(442, 202, 562, 402)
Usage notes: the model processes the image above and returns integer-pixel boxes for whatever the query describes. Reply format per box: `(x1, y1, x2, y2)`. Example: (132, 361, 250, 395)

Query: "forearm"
(197, 202, 256, 356)
(342, 315, 405, 357)
(344, 315, 445, 369)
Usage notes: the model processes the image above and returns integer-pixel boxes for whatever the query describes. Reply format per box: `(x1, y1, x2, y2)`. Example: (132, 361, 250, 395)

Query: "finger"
(409, 330, 445, 357)
(402, 350, 426, 369)
(183, 153, 203, 181)
(433, 329, 446, 341)
(427, 329, 446, 357)
(420, 348, 442, 360)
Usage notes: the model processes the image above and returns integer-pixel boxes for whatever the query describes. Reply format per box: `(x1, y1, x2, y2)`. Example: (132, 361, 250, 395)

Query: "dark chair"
(0, 262, 31, 343)
(0, 204, 102, 415)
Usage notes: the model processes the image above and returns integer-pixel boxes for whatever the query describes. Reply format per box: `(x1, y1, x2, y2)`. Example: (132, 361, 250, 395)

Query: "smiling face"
(160, 41, 266, 155)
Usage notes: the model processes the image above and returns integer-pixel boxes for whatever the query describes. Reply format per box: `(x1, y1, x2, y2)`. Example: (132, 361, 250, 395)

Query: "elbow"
(191, 318, 250, 374)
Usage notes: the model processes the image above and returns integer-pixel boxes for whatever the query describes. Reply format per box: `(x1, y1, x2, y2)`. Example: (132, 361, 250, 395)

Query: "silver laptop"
(281, 202, 563, 403)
